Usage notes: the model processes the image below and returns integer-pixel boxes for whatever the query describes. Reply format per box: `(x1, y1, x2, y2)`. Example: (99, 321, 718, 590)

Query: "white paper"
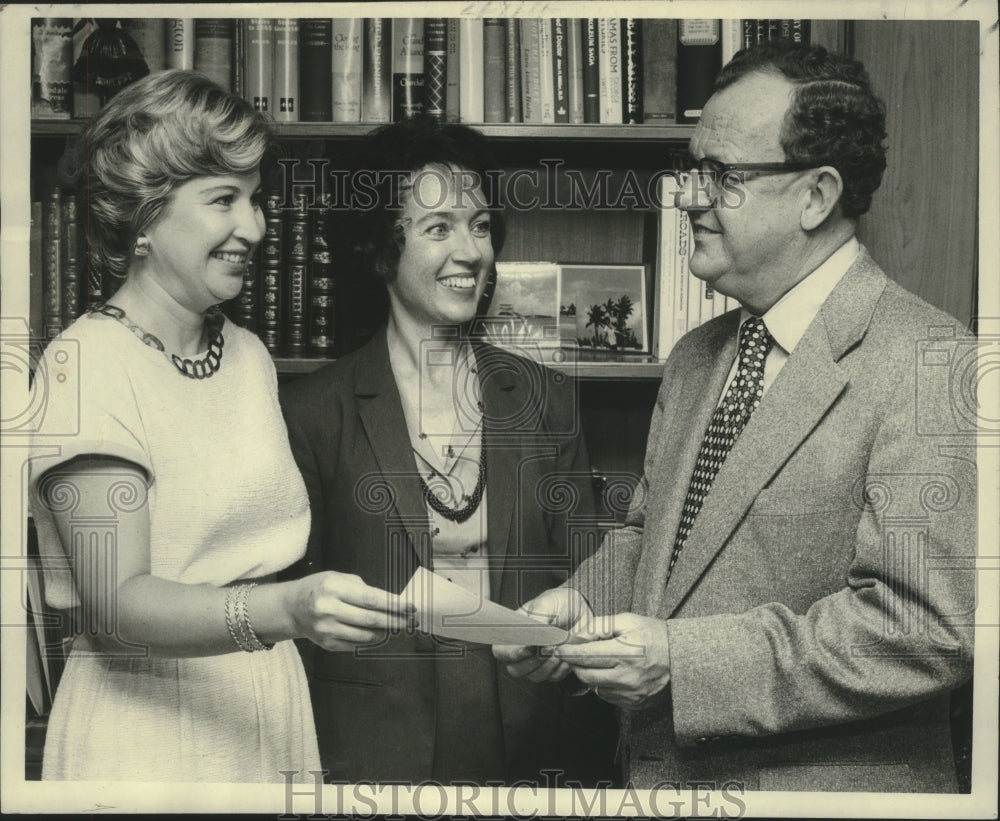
(402, 566, 569, 646)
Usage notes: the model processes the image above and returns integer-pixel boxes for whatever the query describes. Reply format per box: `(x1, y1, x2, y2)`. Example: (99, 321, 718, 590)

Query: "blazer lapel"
(354, 331, 434, 574)
(475, 344, 522, 603)
(659, 253, 887, 618)
(631, 315, 740, 617)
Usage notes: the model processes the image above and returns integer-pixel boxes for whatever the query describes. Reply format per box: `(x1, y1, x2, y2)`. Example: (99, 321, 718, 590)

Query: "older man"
(496, 41, 975, 793)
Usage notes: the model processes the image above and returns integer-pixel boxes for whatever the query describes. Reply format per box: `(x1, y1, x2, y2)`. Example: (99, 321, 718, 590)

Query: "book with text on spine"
(300, 19, 333, 122)
(676, 19, 721, 123)
(274, 18, 300, 122)
(245, 19, 274, 113)
(392, 18, 424, 121)
(363, 18, 391, 123)
(194, 18, 233, 92)
(332, 18, 363, 123)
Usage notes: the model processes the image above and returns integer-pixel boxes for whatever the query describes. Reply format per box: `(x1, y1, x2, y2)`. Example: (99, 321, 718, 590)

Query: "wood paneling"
(852, 20, 979, 328)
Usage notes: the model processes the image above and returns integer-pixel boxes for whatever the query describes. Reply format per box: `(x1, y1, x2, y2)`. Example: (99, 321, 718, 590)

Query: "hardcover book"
(362, 18, 391, 123)
(301, 19, 334, 121)
(392, 18, 424, 120)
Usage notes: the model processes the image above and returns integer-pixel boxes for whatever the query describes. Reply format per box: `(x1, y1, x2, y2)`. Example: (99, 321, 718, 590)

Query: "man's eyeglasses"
(675, 157, 817, 203)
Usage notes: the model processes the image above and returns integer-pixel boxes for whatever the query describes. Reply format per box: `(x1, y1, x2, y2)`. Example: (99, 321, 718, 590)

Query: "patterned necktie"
(668, 316, 774, 577)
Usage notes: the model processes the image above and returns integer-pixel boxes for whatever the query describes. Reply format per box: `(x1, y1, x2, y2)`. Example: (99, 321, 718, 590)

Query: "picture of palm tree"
(561, 265, 647, 352)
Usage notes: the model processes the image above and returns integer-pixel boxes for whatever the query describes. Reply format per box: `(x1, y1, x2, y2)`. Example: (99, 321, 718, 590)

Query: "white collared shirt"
(721, 237, 860, 400)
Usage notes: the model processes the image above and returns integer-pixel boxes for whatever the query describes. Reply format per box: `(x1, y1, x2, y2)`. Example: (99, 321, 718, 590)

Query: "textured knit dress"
(29, 312, 320, 782)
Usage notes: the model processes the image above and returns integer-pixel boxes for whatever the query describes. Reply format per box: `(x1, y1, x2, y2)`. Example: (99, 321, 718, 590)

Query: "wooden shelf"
(32, 120, 695, 142)
(274, 355, 665, 381)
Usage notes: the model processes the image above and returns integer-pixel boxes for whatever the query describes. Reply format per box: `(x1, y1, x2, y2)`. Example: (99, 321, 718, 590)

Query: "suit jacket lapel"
(631, 315, 740, 617)
(475, 343, 520, 603)
(659, 252, 888, 618)
(354, 330, 434, 573)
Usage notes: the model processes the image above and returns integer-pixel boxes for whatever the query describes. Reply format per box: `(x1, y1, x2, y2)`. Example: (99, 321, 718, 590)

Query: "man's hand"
(493, 587, 594, 683)
(554, 612, 671, 709)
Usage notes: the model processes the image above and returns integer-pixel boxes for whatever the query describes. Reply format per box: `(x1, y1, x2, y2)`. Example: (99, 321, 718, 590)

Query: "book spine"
(742, 20, 757, 50)
(755, 20, 767, 44)
(61, 193, 81, 326)
(622, 18, 642, 124)
(721, 18, 742, 66)
(641, 19, 677, 123)
(598, 19, 622, 124)
(504, 20, 522, 123)
(42, 188, 63, 341)
(167, 19, 195, 69)
(194, 19, 233, 91)
(31, 18, 73, 119)
(308, 196, 336, 357)
(121, 18, 166, 73)
(459, 19, 484, 122)
(30, 201, 43, 344)
(766, 19, 780, 41)
(424, 18, 448, 120)
(537, 20, 555, 123)
(332, 18, 363, 123)
(676, 19, 721, 124)
(71, 20, 100, 118)
(392, 18, 424, 121)
(518, 20, 540, 124)
(582, 19, 599, 123)
(363, 19, 391, 123)
(260, 192, 284, 354)
(551, 19, 569, 123)
(234, 252, 260, 332)
(285, 197, 309, 357)
(300, 19, 334, 122)
(246, 19, 274, 114)
(652, 175, 677, 359)
(445, 19, 461, 121)
(673, 203, 692, 345)
(483, 19, 506, 123)
(274, 19, 300, 122)
(232, 19, 245, 98)
(566, 19, 584, 124)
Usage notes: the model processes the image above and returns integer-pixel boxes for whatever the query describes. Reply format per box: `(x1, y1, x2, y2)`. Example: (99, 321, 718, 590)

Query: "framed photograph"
(560, 264, 649, 353)
(479, 261, 562, 347)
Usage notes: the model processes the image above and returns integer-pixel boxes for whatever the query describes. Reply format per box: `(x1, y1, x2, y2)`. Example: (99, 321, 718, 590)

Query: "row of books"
(32, 17, 810, 125)
(31, 179, 732, 362)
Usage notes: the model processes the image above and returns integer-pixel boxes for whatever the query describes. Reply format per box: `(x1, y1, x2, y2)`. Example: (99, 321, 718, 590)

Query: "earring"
(134, 238, 149, 257)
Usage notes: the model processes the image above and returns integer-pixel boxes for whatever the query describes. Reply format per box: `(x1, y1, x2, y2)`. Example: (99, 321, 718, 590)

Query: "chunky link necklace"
(420, 443, 487, 524)
(93, 303, 225, 379)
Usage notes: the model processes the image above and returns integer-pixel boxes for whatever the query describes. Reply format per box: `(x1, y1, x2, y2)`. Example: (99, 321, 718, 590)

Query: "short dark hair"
(716, 40, 887, 219)
(80, 69, 272, 280)
(349, 116, 506, 281)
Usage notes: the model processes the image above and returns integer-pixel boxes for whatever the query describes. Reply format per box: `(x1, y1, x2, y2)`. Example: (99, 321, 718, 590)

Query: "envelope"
(401, 567, 570, 646)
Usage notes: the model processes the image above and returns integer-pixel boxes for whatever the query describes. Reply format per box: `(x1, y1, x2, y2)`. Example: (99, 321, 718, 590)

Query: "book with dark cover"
(551, 19, 569, 123)
(300, 19, 333, 121)
(308, 195, 336, 357)
(392, 18, 424, 121)
(446, 19, 460, 120)
(285, 196, 309, 357)
(61, 193, 81, 326)
(621, 18, 642, 124)
(260, 192, 284, 355)
(194, 19, 233, 92)
(233, 252, 260, 333)
(423, 18, 448, 120)
(31, 18, 73, 119)
(121, 19, 166, 73)
(332, 19, 363, 122)
(504, 19, 522, 123)
(30, 201, 43, 344)
(483, 18, 506, 123)
(641, 19, 677, 123)
(582, 19, 599, 123)
(245, 19, 274, 113)
(742, 19, 757, 50)
(42, 188, 63, 341)
(363, 18, 391, 123)
(232, 19, 245, 98)
(676, 19, 721, 124)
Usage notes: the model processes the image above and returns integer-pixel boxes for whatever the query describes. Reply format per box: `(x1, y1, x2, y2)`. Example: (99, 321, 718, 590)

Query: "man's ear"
(800, 166, 844, 230)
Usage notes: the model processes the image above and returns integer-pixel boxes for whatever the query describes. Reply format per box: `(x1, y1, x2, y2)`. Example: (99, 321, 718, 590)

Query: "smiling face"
(387, 164, 494, 330)
(140, 170, 264, 312)
(682, 72, 814, 314)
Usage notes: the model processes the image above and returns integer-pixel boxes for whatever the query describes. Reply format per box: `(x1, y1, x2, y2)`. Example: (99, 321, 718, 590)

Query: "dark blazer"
(280, 329, 614, 783)
(572, 248, 976, 792)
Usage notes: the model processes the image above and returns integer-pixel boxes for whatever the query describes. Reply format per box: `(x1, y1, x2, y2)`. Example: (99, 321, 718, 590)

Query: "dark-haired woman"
(280, 117, 615, 785)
